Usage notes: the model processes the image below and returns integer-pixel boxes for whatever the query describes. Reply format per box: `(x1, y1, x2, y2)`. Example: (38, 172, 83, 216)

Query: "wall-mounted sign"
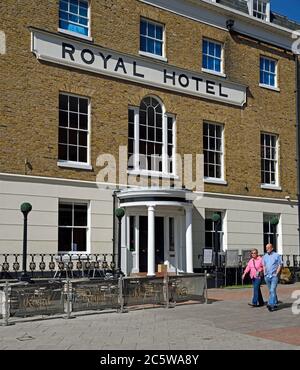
(31, 28, 247, 107)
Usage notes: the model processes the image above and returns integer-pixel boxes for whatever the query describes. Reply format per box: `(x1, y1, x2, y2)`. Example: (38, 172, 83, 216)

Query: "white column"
(185, 206, 193, 273)
(147, 205, 155, 276)
(174, 216, 179, 272)
(134, 216, 140, 272)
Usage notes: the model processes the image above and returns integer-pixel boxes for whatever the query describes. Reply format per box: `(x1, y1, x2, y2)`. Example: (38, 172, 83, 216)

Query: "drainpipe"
(296, 56, 300, 256)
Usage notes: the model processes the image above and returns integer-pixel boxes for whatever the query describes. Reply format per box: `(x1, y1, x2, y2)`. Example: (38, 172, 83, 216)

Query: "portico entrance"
(118, 188, 194, 276)
(138, 216, 164, 273)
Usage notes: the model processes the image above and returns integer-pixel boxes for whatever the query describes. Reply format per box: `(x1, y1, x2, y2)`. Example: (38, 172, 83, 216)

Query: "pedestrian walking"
(263, 243, 283, 312)
(242, 248, 264, 307)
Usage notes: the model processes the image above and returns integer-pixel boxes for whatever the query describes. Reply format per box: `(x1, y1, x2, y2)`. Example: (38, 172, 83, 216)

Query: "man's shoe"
(248, 303, 256, 307)
(268, 306, 275, 312)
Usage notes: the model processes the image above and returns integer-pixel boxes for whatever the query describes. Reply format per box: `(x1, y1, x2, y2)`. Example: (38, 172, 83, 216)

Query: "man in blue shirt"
(263, 243, 283, 312)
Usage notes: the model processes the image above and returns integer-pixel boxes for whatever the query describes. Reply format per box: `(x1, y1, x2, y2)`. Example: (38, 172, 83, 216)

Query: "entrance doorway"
(139, 216, 164, 272)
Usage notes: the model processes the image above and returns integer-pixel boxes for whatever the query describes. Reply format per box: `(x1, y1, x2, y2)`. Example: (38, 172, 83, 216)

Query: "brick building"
(0, 0, 299, 275)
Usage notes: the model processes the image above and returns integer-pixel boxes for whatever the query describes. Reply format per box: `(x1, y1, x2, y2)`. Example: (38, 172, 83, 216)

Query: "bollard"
(64, 279, 75, 319)
(118, 276, 124, 313)
(204, 270, 208, 304)
(163, 272, 169, 309)
(1, 281, 14, 326)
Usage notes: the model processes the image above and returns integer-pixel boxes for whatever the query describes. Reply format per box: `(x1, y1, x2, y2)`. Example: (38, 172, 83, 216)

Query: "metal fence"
(197, 252, 300, 287)
(0, 253, 114, 280)
(0, 273, 207, 325)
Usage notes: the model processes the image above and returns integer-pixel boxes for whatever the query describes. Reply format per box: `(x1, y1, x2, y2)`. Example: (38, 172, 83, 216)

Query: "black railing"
(0, 253, 114, 280)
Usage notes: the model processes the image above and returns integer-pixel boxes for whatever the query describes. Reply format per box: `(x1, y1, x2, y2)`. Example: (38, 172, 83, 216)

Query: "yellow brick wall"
(0, 0, 297, 198)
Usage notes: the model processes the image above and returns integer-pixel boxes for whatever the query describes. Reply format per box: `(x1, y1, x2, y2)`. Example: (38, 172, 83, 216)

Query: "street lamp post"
(212, 213, 221, 288)
(115, 207, 125, 277)
(270, 216, 279, 251)
(20, 202, 32, 282)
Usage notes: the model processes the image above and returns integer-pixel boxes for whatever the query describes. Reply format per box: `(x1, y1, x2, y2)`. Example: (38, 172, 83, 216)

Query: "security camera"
(285, 195, 291, 200)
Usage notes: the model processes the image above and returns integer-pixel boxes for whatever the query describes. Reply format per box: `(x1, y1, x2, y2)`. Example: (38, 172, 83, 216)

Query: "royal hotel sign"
(31, 29, 247, 107)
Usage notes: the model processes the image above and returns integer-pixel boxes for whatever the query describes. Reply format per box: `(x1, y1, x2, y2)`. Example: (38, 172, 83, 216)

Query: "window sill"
(57, 161, 93, 171)
(204, 178, 227, 185)
(138, 51, 168, 63)
(201, 68, 226, 78)
(127, 169, 178, 180)
(261, 184, 282, 191)
(259, 83, 280, 92)
(57, 28, 93, 42)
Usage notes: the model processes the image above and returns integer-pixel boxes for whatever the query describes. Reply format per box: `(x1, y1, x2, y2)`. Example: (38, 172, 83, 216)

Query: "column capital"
(146, 204, 156, 211)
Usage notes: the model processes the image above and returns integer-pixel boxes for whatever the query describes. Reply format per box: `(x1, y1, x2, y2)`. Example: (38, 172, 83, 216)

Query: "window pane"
(59, 10, 68, 20)
(59, 94, 68, 110)
(148, 127, 155, 141)
(69, 112, 78, 128)
(59, 128, 68, 144)
(156, 25, 163, 40)
(69, 145, 77, 161)
(215, 44, 221, 58)
(79, 147, 87, 162)
(140, 36, 147, 52)
(58, 228, 72, 252)
(128, 109, 134, 123)
(155, 41, 162, 56)
(79, 98, 88, 114)
(148, 22, 155, 37)
(74, 204, 87, 226)
(215, 59, 221, 72)
(156, 114, 162, 128)
(79, 6, 87, 17)
(79, 114, 88, 130)
(207, 56, 214, 70)
(140, 125, 146, 139)
(147, 38, 155, 54)
(73, 228, 86, 252)
(140, 20, 147, 35)
(128, 122, 134, 138)
(59, 110, 68, 127)
(69, 96, 78, 112)
(60, 1, 68, 11)
(208, 42, 214, 55)
(79, 131, 87, 146)
(59, 144, 68, 160)
(156, 128, 162, 142)
(59, 203, 72, 226)
(69, 129, 77, 145)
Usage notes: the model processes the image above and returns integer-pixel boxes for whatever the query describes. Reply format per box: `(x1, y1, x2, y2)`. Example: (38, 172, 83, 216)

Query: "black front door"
(139, 216, 164, 273)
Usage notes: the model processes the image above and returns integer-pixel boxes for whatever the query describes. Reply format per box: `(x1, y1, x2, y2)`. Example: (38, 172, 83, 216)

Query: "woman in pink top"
(242, 249, 264, 307)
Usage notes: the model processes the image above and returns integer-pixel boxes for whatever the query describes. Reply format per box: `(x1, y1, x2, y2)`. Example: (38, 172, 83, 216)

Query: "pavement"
(0, 282, 300, 350)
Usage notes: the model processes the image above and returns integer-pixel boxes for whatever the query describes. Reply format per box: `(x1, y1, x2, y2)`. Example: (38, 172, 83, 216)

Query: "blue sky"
(271, 0, 300, 23)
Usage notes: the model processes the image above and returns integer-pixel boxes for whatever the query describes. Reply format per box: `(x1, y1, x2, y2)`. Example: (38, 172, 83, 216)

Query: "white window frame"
(139, 18, 167, 62)
(202, 38, 225, 77)
(259, 56, 279, 91)
(205, 210, 225, 252)
(58, 0, 92, 41)
(247, 0, 270, 22)
(203, 122, 225, 184)
(127, 98, 176, 178)
(263, 213, 280, 252)
(58, 200, 90, 254)
(260, 132, 280, 189)
(57, 92, 92, 171)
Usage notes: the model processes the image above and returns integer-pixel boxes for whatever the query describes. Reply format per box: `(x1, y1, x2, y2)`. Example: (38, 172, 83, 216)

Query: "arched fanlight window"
(139, 97, 163, 172)
(128, 96, 175, 174)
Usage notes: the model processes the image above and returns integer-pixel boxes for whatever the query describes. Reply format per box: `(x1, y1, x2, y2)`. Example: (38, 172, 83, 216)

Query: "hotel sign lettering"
(31, 29, 247, 107)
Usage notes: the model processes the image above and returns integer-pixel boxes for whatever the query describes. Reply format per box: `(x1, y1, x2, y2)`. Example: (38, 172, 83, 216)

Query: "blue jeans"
(252, 278, 264, 306)
(265, 275, 279, 307)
